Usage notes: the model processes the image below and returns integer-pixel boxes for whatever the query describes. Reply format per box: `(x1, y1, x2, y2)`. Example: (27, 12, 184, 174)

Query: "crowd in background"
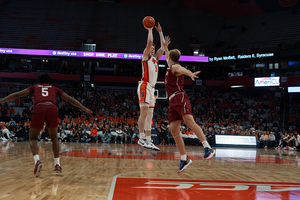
(0, 86, 300, 150)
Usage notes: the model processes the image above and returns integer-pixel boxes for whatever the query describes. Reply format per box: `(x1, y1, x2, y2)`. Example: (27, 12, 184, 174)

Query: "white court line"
(107, 171, 148, 200)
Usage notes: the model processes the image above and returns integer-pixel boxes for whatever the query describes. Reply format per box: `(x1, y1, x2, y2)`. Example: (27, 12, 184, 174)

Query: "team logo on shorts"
(141, 92, 145, 97)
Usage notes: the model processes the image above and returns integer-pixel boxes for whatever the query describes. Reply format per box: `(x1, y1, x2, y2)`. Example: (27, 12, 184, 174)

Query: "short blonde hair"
(169, 49, 181, 63)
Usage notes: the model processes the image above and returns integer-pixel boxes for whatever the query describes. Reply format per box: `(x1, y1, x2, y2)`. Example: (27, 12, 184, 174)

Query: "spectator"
(102, 129, 111, 143)
(260, 132, 269, 149)
(81, 130, 91, 143)
(268, 131, 277, 147)
(158, 124, 167, 145)
(115, 126, 124, 144)
(206, 127, 215, 146)
(40, 125, 51, 142)
(123, 125, 131, 144)
(62, 122, 67, 130)
(90, 124, 99, 143)
(70, 127, 82, 142)
(58, 129, 68, 142)
(131, 124, 140, 143)
(9, 118, 16, 126)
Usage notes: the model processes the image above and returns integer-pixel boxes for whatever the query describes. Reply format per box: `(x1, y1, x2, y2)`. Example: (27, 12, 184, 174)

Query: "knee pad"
(145, 108, 153, 130)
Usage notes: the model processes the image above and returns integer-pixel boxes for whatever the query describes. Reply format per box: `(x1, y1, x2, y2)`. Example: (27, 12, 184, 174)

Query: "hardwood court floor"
(0, 141, 299, 200)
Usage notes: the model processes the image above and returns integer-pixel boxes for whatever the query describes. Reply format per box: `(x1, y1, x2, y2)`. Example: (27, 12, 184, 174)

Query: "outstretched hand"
(144, 26, 153, 31)
(162, 36, 171, 48)
(191, 71, 201, 81)
(155, 22, 162, 32)
(84, 108, 93, 115)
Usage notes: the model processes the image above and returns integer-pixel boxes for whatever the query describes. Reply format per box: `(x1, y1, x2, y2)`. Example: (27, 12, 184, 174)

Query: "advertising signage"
(0, 48, 209, 62)
(254, 77, 280, 87)
(288, 87, 300, 93)
(209, 53, 275, 62)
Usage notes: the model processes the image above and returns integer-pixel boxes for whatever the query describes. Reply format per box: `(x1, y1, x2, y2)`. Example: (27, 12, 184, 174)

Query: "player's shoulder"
(171, 63, 181, 69)
(142, 55, 151, 62)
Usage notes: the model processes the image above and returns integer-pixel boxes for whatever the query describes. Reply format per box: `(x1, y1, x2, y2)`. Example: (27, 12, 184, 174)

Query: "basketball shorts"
(168, 92, 193, 123)
(31, 104, 58, 129)
(137, 81, 156, 108)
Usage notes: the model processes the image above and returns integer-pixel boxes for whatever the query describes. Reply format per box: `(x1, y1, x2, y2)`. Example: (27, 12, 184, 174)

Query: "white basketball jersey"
(141, 56, 158, 86)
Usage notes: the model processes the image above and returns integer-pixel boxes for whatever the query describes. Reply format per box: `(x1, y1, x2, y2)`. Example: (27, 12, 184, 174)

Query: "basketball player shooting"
(137, 22, 166, 151)
(0, 73, 93, 177)
(163, 37, 216, 173)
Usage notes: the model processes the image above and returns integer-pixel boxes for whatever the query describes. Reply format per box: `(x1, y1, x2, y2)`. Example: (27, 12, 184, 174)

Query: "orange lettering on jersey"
(152, 58, 157, 64)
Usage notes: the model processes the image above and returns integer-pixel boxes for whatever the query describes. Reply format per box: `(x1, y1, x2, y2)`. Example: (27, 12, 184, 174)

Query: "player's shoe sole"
(144, 143, 160, 151)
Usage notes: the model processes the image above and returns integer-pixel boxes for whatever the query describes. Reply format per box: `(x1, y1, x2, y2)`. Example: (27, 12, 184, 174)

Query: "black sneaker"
(177, 157, 192, 174)
(203, 148, 216, 160)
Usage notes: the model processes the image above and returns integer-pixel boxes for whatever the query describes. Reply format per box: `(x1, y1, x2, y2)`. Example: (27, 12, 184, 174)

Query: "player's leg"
(170, 120, 185, 154)
(182, 114, 215, 160)
(48, 127, 61, 172)
(138, 105, 148, 145)
(145, 107, 152, 141)
(144, 106, 160, 151)
(49, 129, 62, 172)
(29, 127, 43, 177)
(46, 105, 62, 173)
(137, 82, 148, 146)
(145, 88, 155, 141)
(30, 105, 46, 177)
(170, 120, 192, 173)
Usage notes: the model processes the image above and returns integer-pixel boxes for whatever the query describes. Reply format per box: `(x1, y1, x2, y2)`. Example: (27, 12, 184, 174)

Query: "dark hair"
(36, 73, 52, 84)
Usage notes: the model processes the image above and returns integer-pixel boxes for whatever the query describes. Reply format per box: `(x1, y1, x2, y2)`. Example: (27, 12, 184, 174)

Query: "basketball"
(143, 16, 155, 28)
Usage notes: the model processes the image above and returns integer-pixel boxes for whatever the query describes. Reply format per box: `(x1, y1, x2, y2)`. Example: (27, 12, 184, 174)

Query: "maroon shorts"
(30, 104, 58, 129)
(168, 92, 193, 123)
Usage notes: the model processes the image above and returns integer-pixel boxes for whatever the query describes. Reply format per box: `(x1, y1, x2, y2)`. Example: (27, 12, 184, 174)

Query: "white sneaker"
(138, 138, 146, 147)
(144, 141, 160, 151)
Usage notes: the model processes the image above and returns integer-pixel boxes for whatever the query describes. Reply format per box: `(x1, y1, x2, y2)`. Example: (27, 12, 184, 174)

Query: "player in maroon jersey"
(163, 37, 215, 173)
(0, 73, 92, 177)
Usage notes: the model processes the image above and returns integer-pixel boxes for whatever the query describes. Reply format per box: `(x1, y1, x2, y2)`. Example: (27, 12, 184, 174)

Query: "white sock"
(140, 133, 145, 139)
(33, 155, 39, 164)
(180, 154, 187, 161)
(55, 157, 60, 166)
(146, 136, 151, 142)
(202, 141, 211, 149)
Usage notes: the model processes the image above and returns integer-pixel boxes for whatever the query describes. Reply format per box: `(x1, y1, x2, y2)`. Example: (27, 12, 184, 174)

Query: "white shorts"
(137, 81, 156, 108)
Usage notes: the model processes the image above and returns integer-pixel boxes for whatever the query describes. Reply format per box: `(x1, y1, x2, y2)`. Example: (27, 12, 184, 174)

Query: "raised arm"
(142, 26, 154, 60)
(162, 36, 171, 64)
(154, 22, 165, 61)
(61, 93, 93, 115)
(0, 89, 30, 104)
(172, 64, 201, 81)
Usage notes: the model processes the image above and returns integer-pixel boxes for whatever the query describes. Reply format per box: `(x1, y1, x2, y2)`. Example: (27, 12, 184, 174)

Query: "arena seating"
(0, 0, 299, 55)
